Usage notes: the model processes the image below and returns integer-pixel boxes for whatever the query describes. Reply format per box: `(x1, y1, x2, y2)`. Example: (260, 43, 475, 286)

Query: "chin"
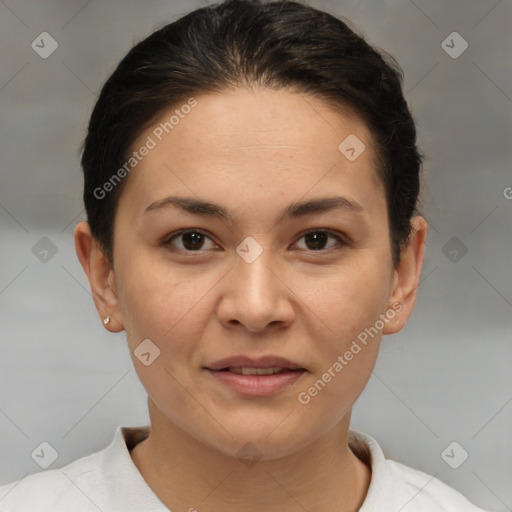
(210, 418, 316, 461)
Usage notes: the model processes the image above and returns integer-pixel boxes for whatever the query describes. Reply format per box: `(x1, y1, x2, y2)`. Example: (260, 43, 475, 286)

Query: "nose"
(216, 247, 295, 333)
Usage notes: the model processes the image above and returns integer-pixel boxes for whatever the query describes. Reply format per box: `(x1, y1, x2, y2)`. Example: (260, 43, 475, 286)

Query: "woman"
(0, 0, 490, 510)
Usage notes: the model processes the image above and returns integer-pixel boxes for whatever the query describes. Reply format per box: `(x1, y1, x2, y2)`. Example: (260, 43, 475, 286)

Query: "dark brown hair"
(81, 0, 422, 265)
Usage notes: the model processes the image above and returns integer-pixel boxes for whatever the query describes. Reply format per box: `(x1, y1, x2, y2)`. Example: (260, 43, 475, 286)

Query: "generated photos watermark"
(297, 302, 402, 405)
(93, 97, 198, 200)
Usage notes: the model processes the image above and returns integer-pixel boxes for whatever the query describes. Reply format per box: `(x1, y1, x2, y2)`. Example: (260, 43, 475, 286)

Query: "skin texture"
(75, 87, 427, 512)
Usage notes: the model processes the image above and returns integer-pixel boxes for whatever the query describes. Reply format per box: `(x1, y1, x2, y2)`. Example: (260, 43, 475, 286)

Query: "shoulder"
(385, 458, 489, 511)
(349, 430, 490, 512)
(0, 449, 106, 512)
(0, 425, 152, 512)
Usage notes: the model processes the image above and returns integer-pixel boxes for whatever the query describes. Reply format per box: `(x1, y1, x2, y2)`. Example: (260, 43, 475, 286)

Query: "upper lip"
(205, 355, 306, 371)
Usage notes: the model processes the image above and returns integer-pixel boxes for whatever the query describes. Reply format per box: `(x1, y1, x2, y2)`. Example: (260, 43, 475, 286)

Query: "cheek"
(115, 255, 217, 407)
(114, 248, 211, 345)
(302, 256, 392, 349)
(294, 265, 387, 415)
(297, 257, 391, 412)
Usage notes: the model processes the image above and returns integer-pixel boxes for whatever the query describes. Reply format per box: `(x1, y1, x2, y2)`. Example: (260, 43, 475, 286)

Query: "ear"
(383, 216, 428, 334)
(74, 221, 124, 332)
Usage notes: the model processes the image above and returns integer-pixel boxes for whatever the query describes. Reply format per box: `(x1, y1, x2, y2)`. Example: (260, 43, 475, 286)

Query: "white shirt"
(0, 425, 489, 511)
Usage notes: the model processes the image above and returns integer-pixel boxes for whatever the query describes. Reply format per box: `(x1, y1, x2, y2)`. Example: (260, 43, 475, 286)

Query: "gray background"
(0, 1, 511, 510)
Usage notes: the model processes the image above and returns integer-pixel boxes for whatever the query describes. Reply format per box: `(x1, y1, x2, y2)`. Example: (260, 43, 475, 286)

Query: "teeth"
(230, 367, 284, 375)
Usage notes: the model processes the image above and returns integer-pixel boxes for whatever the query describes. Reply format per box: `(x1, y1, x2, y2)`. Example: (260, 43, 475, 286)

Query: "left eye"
(165, 230, 218, 252)
(294, 230, 345, 251)
(164, 229, 345, 252)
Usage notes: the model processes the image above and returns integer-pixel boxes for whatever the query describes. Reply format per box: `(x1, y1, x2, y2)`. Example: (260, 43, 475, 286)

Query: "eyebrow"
(144, 195, 365, 223)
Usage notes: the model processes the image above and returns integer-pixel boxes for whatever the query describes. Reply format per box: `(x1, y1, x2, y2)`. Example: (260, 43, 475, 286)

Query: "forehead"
(152, 87, 375, 159)
(119, 87, 383, 216)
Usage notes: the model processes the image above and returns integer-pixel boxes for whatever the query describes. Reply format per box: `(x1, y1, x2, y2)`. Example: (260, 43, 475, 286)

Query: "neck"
(130, 399, 371, 512)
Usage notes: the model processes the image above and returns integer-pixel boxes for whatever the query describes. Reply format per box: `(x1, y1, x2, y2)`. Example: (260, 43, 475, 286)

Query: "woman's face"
(103, 87, 415, 459)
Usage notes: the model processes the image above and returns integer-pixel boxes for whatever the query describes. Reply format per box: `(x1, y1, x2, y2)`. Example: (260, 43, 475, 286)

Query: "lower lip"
(205, 369, 306, 396)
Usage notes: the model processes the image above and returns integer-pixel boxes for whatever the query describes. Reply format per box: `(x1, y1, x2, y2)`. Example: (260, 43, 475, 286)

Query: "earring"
(103, 316, 111, 325)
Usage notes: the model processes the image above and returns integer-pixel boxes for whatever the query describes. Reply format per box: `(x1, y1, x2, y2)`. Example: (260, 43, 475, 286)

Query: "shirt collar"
(99, 425, 168, 511)
(349, 429, 400, 511)
(103, 425, 396, 511)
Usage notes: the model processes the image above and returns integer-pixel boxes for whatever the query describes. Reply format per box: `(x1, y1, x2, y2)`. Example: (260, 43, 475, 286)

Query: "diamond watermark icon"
(31, 441, 59, 469)
(441, 32, 468, 59)
(134, 339, 161, 366)
(442, 236, 468, 263)
(237, 442, 262, 468)
(441, 441, 469, 469)
(32, 237, 58, 263)
(236, 237, 263, 264)
(338, 134, 365, 161)
(31, 32, 59, 59)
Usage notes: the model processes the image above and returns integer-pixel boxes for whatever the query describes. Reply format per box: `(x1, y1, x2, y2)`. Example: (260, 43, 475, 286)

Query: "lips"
(229, 367, 286, 375)
(205, 355, 306, 372)
(204, 355, 307, 396)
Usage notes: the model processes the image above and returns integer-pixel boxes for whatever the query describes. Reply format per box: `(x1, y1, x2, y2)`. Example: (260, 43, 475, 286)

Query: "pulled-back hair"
(81, 0, 422, 265)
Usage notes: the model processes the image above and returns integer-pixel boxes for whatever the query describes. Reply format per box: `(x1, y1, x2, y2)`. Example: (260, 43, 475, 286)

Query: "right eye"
(163, 229, 219, 253)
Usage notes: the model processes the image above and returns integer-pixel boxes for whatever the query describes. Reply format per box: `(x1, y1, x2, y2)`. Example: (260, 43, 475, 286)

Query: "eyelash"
(162, 228, 348, 254)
